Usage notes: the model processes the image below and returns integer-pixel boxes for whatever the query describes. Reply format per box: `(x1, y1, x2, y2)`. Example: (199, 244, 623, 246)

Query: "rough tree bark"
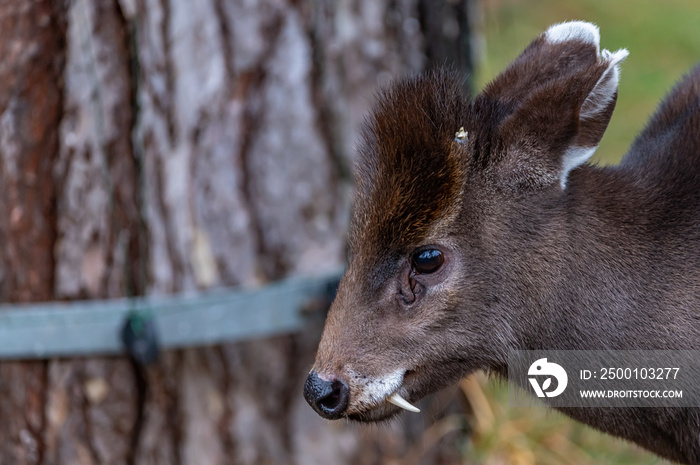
(0, 0, 475, 464)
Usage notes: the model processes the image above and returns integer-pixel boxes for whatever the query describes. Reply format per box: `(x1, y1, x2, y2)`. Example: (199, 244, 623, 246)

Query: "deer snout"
(303, 371, 350, 419)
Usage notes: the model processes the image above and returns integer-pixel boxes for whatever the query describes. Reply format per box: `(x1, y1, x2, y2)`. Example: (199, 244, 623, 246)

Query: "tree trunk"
(0, 0, 475, 464)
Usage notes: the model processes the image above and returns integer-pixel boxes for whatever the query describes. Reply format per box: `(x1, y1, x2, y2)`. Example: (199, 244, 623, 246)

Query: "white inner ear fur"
(560, 147, 597, 190)
(580, 49, 629, 120)
(547, 22, 630, 189)
(560, 50, 628, 189)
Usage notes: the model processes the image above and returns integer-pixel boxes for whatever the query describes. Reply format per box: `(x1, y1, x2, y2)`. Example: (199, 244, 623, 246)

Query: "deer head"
(304, 21, 628, 421)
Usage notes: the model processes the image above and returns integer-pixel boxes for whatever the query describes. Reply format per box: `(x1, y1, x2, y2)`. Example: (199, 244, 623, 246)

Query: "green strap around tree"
(0, 269, 342, 359)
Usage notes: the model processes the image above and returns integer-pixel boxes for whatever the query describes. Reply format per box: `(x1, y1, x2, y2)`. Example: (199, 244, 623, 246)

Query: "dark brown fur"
(351, 71, 470, 255)
(309, 23, 700, 463)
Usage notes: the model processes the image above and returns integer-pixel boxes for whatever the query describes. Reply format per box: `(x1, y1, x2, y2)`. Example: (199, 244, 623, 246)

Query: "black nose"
(303, 371, 349, 419)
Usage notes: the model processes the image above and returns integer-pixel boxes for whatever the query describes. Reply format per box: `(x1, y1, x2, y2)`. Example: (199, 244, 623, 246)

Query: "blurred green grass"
(476, 0, 700, 165)
(468, 1, 700, 463)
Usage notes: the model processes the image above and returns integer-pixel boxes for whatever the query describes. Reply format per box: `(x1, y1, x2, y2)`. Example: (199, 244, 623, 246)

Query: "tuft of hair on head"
(350, 69, 470, 255)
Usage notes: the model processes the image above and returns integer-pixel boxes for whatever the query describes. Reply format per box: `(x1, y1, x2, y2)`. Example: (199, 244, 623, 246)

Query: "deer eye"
(411, 248, 444, 274)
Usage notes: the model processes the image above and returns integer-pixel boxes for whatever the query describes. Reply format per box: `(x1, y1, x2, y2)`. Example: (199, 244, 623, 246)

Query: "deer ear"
(484, 21, 628, 190)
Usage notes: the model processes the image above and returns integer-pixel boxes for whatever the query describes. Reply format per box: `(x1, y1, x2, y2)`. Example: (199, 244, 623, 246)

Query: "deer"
(303, 20, 700, 464)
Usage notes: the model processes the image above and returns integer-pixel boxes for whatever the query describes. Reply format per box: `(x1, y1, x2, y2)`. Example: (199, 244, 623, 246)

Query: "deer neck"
(499, 165, 664, 350)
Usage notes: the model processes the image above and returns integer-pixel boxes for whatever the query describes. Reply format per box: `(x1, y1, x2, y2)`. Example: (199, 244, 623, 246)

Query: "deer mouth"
(346, 369, 422, 422)
(384, 368, 421, 412)
(386, 391, 420, 412)
(346, 391, 417, 422)
(345, 361, 472, 422)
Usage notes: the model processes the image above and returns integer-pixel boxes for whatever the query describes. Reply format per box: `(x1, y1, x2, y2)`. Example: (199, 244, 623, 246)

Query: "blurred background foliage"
(460, 375, 669, 464)
(459, 0, 699, 463)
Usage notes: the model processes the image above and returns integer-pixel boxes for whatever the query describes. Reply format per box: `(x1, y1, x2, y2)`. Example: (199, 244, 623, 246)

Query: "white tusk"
(388, 393, 420, 413)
